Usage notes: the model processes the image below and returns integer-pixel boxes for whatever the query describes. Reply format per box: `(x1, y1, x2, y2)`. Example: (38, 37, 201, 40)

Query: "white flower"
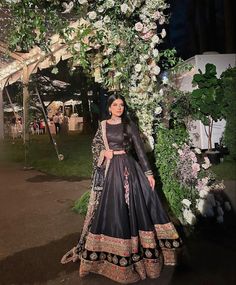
(172, 143, 178, 149)
(97, 6, 105, 13)
(196, 198, 205, 214)
(152, 65, 160, 75)
(194, 148, 202, 154)
(74, 43, 81, 51)
(106, 0, 115, 8)
(202, 156, 211, 169)
(88, 11, 97, 20)
(62, 1, 74, 14)
(154, 106, 162, 115)
(78, 0, 87, 4)
(203, 185, 210, 192)
(199, 190, 208, 198)
(159, 89, 164, 96)
(160, 28, 166, 38)
(152, 49, 159, 57)
(103, 15, 111, 23)
(147, 136, 154, 151)
(178, 149, 183, 156)
(216, 215, 224, 223)
(152, 11, 161, 20)
(196, 199, 214, 217)
(150, 42, 155, 49)
(190, 151, 197, 162)
(159, 16, 166, 25)
(148, 22, 157, 30)
(224, 201, 231, 211)
(93, 20, 103, 29)
(183, 209, 196, 225)
(139, 55, 146, 62)
(134, 64, 142, 73)
(121, 3, 129, 13)
(151, 75, 157, 81)
(203, 178, 209, 186)
(151, 35, 160, 44)
(192, 163, 200, 173)
(114, 71, 122, 78)
(181, 199, 192, 208)
(104, 47, 113, 55)
(6, 0, 21, 3)
(134, 22, 144, 32)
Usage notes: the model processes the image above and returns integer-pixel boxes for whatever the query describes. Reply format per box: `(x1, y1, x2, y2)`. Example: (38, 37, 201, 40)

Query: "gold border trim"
(85, 232, 139, 256)
(79, 256, 164, 283)
(155, 222, 179, 239)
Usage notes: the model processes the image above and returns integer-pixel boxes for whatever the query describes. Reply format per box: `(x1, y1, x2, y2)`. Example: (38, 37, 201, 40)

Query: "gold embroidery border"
(85, 222, 180, 257)
(79, 256, 163, 283)
(85, 232, 139, 256)
(155, 222, 179, 240)
(139, 230, 157, 248)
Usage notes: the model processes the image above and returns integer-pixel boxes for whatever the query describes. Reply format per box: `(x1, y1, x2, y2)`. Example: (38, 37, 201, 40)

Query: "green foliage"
(159, 48, 182, 70)
(7, 0, 68, 52)
(154, 125, 189, 217)
(73, 190, 90, 216)
(191, 63, 225, 124)
(221, 67, 236, 160)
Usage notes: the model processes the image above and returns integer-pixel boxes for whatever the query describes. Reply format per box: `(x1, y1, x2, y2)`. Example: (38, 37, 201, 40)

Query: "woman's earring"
(109, 111, 111, 116)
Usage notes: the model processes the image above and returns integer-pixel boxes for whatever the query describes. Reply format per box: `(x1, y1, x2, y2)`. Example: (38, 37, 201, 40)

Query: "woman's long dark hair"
(105, 94, 131, 150)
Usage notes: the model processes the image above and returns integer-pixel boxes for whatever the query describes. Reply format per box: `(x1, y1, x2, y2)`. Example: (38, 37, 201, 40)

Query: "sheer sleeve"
(129, 121, 153, 176)
(91, 123, 105, 172)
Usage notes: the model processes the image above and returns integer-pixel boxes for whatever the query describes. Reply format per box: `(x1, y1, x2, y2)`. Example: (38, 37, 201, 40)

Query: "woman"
(62, 94, 182, 283)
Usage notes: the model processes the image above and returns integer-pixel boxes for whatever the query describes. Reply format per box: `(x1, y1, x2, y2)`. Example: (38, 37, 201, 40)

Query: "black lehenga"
(78, 121, 182, 283)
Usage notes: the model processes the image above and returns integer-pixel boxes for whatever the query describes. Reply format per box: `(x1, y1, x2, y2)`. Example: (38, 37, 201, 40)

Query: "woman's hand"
(147, 175, 155, 191)
(104, 149, 113, 159)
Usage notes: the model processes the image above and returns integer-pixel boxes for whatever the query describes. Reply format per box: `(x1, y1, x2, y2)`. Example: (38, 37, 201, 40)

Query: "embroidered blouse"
(106, 121, 152, 174)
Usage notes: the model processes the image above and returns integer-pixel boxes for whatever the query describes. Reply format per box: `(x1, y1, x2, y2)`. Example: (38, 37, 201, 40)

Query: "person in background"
(53, 113, 60, 134)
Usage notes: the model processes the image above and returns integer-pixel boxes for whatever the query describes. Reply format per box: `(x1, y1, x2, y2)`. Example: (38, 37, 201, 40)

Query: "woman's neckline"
(106, 120, 122, 125)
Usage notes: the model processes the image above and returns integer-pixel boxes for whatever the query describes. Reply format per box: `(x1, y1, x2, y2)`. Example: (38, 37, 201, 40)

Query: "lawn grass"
(0, 132, 93, 178)
(211, 157, 236, 180)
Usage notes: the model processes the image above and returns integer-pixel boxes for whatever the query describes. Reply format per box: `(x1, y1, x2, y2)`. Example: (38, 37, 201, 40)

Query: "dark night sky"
(166, 0, 236, 59)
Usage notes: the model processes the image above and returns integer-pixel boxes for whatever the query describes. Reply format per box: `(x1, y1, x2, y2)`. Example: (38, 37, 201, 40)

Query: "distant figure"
(33, 118, 39, 135)
(39, 119, 46, 134)
(53, 113, 60, 134)
(61, 115, 69, 135)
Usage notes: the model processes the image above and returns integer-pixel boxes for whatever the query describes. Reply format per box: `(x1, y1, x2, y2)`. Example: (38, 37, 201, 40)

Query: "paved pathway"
(0, 163, 235, 285)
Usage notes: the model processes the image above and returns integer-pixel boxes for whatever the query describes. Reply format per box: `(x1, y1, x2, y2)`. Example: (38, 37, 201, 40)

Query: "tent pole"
(35, 88, 63, 161)
(22, 66, 30, 167)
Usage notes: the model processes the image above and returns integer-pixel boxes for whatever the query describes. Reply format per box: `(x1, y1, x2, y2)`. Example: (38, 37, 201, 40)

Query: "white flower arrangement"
(175, 143, 230, 225)
(78, 0, 87, 5)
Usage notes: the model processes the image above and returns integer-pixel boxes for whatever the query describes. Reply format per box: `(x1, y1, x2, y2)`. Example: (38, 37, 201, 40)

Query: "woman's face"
(109, 99, 125, 117)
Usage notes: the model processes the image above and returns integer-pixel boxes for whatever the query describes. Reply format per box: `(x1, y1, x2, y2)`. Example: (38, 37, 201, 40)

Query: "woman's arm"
(129, 121, 155, 190)
(129, 121, 152, 173)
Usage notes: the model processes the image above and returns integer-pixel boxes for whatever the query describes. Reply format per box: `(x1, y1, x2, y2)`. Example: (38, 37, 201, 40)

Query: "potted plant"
(191, 63, 226, 164)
